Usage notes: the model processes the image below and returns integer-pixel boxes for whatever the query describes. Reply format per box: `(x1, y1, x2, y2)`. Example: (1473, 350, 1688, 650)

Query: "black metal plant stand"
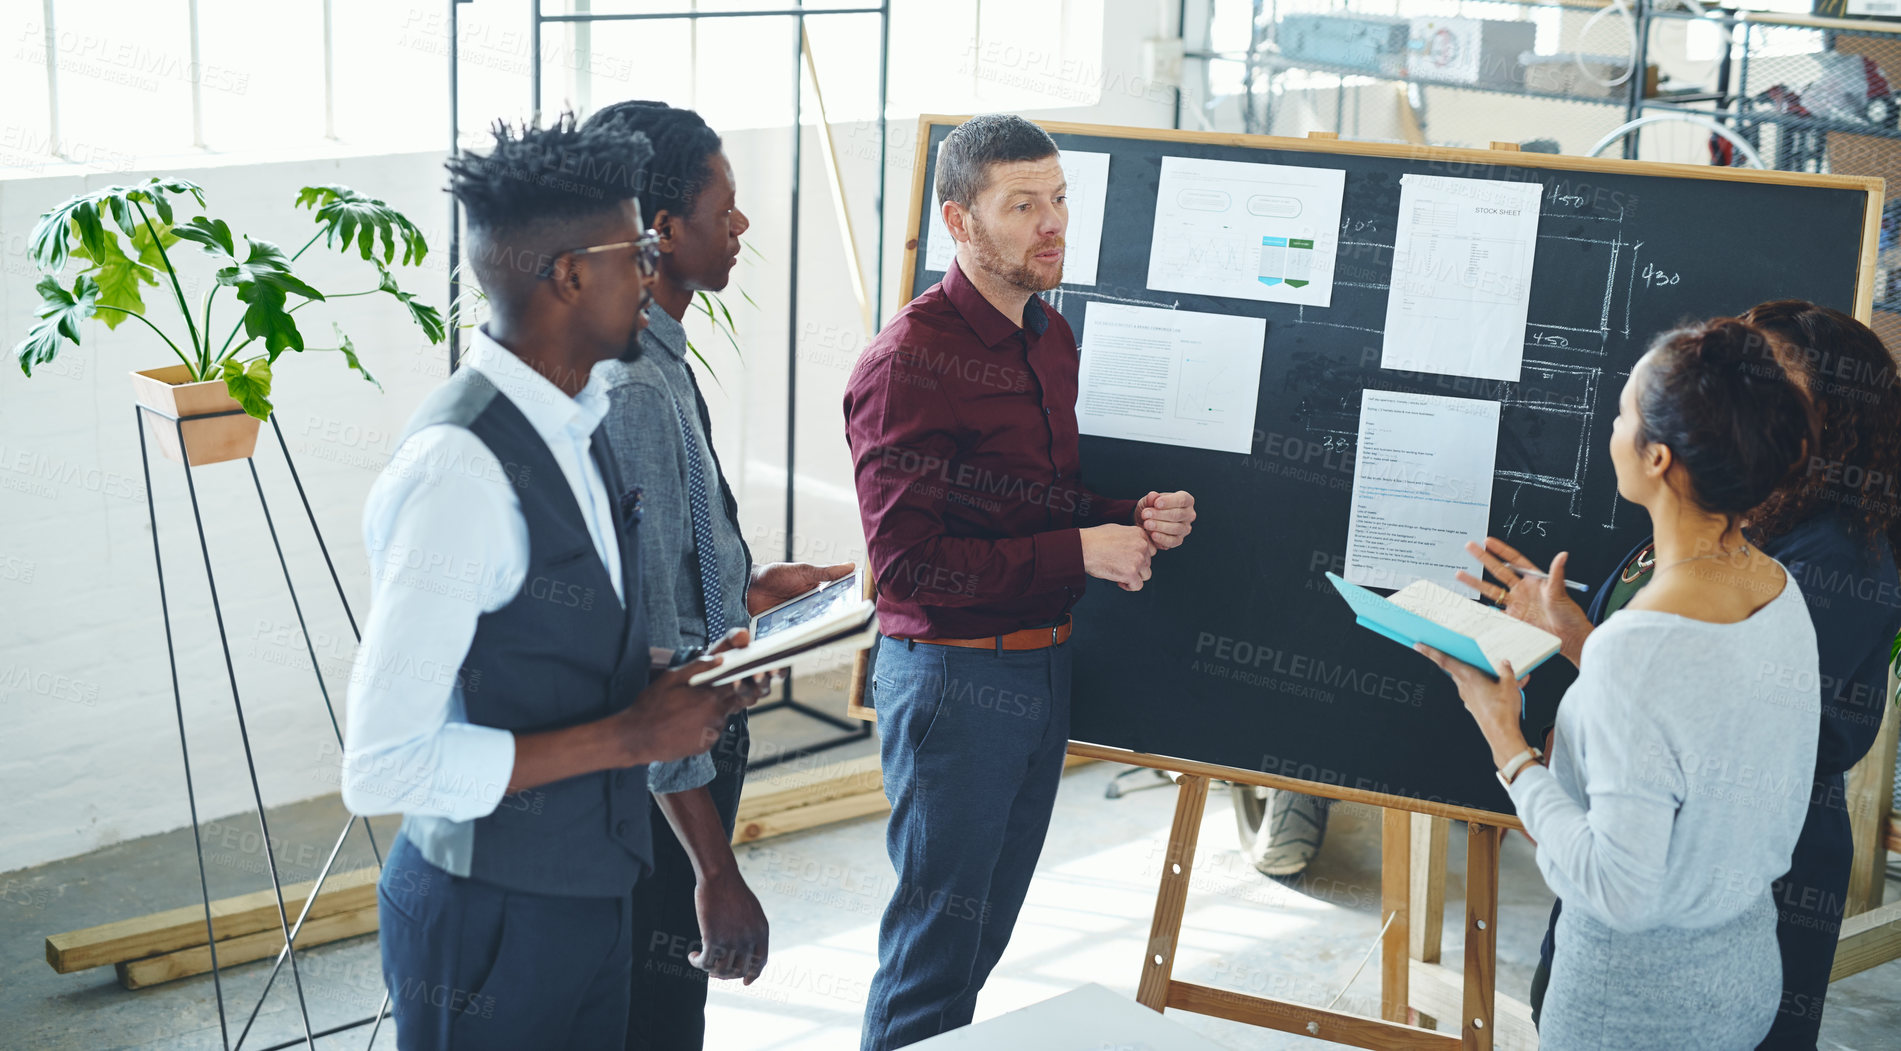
(134, 404, 390, 1051)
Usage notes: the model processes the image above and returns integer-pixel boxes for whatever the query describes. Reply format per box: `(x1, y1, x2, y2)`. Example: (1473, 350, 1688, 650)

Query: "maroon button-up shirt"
(844, 258, 1139, 639)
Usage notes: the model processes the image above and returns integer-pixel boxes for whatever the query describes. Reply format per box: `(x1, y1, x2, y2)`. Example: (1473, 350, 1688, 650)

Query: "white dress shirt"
(340, 329, 624, 821)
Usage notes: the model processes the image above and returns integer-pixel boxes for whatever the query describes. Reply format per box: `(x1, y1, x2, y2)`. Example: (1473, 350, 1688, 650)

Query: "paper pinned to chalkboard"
(1380, 174, 1542, 382)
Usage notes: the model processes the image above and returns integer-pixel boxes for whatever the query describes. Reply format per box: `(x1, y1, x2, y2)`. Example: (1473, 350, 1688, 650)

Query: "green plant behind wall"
(14, 177, 443, 419)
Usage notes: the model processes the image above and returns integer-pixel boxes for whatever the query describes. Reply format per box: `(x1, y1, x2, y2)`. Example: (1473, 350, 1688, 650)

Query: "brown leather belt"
(902, 616, 1072, 651)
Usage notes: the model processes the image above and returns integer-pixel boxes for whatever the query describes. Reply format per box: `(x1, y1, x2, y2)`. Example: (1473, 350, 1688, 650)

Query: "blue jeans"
(378, 833, 634, 1050)
(860, 635, 1072, 1051)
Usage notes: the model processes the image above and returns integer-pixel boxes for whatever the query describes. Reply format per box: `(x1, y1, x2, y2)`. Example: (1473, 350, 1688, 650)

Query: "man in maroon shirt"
(844, 114, 1196, 1050)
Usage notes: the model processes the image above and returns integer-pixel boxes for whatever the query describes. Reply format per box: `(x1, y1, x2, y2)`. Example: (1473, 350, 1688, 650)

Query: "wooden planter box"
(130, 365, 262, 466)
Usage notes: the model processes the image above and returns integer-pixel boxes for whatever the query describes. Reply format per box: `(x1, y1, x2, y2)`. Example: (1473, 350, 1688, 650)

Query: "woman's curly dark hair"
(1740, 300, 1901, 556)
(1635, 317, 1815, 532)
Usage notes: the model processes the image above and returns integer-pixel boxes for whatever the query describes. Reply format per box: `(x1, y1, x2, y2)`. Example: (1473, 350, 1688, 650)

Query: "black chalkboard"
(903, 119, 1877, 817)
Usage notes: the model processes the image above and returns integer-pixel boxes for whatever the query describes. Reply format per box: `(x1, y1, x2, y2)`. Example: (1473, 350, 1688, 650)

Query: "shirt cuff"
(647, 751, 718, 794)
(1504, 762, 1562, 836)
(1095, 495, 1142, 528)
(1032, 528, 1087, 594)
(340, 721, 516, 822)
(446, 723, 519, 819)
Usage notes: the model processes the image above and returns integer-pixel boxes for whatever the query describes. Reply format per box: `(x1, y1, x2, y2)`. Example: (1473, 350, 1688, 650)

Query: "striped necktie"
(673, 396, 727, 642)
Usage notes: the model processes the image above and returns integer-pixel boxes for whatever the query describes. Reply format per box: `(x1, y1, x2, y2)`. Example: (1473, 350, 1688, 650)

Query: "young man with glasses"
(340, 115, 765, 1050)
(580, 101, 853, 1050)
(845, 114, 1198, 1050)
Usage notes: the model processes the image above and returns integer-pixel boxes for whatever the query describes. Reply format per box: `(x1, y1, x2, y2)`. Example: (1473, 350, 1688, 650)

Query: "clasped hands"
(1081, 490, 1196, 591)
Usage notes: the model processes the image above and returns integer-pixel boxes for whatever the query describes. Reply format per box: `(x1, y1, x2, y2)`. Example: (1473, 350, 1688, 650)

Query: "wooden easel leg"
(1408, 813, 1450, 1028)
(1138, 773, 1208, 1012)
(1409, 814, 1449, 964)
(1845, 691, 1897, 916)
(1380, 808, 1412, 1023)
(1461, 823, 1502, 1051)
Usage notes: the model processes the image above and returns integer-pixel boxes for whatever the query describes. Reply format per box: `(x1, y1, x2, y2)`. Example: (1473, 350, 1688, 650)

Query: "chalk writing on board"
(1640, 261, 1681, 288)
(1500, 512, 1551, 539)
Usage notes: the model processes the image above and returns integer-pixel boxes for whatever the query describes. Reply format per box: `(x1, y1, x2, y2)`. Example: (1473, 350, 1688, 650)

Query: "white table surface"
(906, 983, 1232, 1050)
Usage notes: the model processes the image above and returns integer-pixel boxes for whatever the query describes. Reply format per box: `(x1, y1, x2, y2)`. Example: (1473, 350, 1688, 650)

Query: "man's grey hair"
(935, 114, 1059, 208)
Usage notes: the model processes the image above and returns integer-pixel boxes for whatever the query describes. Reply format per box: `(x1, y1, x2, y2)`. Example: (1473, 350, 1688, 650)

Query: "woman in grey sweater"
(1417, 317, 1820, 1050)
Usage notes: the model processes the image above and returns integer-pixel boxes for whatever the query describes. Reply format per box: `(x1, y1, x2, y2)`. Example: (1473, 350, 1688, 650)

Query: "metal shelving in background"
(1180, 1, 1901, 328)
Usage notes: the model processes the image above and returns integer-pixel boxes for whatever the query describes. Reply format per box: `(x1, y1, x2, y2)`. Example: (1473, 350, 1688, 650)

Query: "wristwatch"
(1495, 747, 1544, 789)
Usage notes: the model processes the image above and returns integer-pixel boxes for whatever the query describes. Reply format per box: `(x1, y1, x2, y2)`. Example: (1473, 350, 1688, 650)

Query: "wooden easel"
(849, 117, 1891, 1045)
(1067, 742, 1521, 1051)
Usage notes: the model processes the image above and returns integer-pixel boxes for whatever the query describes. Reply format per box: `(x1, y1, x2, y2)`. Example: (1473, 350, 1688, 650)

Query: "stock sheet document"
(924, 149, 1112, 285)
(1343, 390, 1499, 596)
(1380, 174, 1542, 381)
(1146, 156, 1346, 306)
(1075, 302, 1267, 455)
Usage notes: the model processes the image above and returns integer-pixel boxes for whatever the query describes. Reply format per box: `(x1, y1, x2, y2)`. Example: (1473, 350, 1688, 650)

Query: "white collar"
(464, 326, 613, 446)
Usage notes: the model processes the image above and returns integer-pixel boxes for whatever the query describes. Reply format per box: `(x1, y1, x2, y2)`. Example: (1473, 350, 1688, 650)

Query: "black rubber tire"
(1231, 783, 1330, 877)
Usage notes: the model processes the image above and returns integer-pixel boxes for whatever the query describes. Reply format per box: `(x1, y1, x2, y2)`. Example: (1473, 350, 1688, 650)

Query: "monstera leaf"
(69, 232, 156, 331)
(29, 178, 205, 273)
(220, 356, 274, 419)
(332, 323, 382, 392)
(296, 185, 429, 266)
(14, 274, 99, 375)
(129, 219, 182, 269)
(215, 239, 325, 359)
(171, 216, 236, 258)
(376, 264, 445, 345)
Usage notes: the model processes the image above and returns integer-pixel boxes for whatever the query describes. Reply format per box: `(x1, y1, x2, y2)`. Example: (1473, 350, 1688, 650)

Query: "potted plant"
(13, 176, 443, 466)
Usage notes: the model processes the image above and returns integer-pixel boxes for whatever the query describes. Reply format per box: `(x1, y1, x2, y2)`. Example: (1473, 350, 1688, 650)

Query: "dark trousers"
(860, 637, 1072, 1051)
(379, 833, 634, 1051)
(1529, 775, 1856, 1050)
(1760, 774, 1854, 1050)
(625, 712, 750, 1051)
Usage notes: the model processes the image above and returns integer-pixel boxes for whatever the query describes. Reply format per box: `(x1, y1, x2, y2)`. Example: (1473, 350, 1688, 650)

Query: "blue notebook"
(1325, 572, 1560, 678)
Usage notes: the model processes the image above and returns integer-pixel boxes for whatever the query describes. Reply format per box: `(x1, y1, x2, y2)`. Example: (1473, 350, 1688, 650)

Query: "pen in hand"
(1514, 566, 1590, 593)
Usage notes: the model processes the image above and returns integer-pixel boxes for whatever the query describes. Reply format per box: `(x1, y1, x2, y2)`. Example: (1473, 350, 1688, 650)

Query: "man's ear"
(545, 253, 587, 306)
(651, 207, 678, 254)
(943, 200, 970, 244)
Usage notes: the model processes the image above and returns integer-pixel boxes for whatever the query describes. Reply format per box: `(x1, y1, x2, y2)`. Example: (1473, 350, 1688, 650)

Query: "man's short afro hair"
(582, 101, 723, 225)
(445, 111, 657, 234)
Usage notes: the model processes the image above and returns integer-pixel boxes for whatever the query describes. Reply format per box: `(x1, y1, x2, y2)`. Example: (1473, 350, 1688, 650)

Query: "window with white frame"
(1, 0, 1112, 174)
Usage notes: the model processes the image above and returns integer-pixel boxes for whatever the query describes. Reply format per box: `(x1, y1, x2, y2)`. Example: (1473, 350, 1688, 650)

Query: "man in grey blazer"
(584, 101, 852, 1050)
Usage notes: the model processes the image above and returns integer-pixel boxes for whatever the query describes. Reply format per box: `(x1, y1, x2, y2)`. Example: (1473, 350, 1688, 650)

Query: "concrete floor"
(6, 732, 1899, 1050)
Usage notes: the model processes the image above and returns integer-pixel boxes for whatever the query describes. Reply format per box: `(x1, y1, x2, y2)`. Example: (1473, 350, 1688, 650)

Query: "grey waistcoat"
(394, 367, 653, 897)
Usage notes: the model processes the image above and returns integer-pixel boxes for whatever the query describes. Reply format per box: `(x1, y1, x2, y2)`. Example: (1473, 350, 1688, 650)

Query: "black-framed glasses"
(537, 229, 661, 280)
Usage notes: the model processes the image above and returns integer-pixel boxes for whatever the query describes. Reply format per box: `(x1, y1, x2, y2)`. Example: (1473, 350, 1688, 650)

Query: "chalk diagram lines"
(1511, 208, 1655, 526)
(1045, 286, 1181, 320)
(1494, 359, 1602, 519)
(1280, 207, 1650, 528)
